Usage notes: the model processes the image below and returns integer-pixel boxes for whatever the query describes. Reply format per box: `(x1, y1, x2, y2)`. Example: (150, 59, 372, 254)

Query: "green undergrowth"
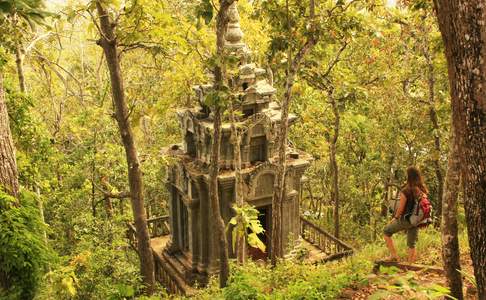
(0, 191, 53, 300)
(194, 257, 370, 300)
(182, 228, 468, 300)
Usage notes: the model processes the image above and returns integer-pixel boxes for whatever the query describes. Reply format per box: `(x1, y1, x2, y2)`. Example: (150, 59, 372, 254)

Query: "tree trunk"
(381, 159, 395, 217)
(15, 42, 26, 93)
(0, 71, 20, 199)
(434, 1, 486, 298)
(271, 45, 310, 265)
(35, 186, 48, 246)
(95, 2, 155, 294)
(208, 107, 229, 288)
(230, 100, 245, 264)
(103, 196, 114, 218)
(423, 38, 443, 225)
(91, 130, 97, 217)
(329, 93, 340, 239)
(271, 1, 317, 267)
(210, 0, 236, 288)
(11, 13, 26, 93)
(441, 128, 463, 300)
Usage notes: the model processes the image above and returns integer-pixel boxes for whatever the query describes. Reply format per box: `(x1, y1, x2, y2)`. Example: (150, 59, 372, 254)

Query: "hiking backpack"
(408, 193, 432, 227)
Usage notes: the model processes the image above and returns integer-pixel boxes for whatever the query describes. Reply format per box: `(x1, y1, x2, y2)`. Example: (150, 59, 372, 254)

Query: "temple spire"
(225, 2, 246, 50)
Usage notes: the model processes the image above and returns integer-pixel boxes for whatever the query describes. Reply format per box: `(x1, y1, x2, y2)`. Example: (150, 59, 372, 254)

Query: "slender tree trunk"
(271, 0, 318, 266)
(95, 2, 155, 294)
(35, 186, 48, 245)
(35, 185, 52, 277)
(423, 38, 443, 224)
(329, 93, 340, 239)
(100, 176, 116, 218)
(91, 130, 97, 217)
(270, 8, 317, 267)
(434, 1, 486, 298)
(103, 196, 114, 218)
(11, 13, 26, 93)
(0, 71, 20, 199)
(208, 107, 229, 288)
(230, 100, 245, 264)
(210, 0, 236, 288)
(15, 42, 26, 93)
(381, 159, 395, 217)
(441, 128, 463, 300)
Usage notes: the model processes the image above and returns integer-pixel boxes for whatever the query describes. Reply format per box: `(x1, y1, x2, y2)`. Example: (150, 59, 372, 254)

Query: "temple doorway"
(248, 204, 272, 260)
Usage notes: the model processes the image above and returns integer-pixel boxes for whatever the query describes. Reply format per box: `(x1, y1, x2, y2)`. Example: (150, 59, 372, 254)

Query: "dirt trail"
(339, 253, 477, 299)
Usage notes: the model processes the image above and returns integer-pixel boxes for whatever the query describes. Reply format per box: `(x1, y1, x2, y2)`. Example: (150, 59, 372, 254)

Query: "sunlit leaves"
(229, 204, 266, 252)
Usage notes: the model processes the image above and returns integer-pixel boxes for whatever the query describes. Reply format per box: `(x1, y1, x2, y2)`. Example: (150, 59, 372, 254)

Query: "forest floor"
(191, 228, 474, 299)
(339, 252, 476, 299)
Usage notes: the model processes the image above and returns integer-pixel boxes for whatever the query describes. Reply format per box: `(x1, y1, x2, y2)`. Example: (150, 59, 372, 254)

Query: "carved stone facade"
(163, 3, 312, 286)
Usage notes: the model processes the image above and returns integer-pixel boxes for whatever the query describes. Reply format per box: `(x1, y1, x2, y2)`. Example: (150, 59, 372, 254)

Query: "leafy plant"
(222, 272, 260, 300)
(229, 204, 265, 252)
(0, 191, 53, 299)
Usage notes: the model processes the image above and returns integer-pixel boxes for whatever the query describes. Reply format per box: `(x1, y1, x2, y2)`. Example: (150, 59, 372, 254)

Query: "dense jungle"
(0, 0, 485, 299)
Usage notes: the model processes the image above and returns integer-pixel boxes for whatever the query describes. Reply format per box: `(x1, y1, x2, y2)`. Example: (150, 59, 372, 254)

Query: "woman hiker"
(383, 166, 429, 263)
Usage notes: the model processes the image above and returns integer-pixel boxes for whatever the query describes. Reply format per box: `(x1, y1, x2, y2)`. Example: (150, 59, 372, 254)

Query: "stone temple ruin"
(127, 3, 353, 295)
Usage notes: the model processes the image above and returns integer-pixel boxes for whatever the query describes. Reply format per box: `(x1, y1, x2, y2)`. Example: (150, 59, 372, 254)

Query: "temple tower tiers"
(164, 3, 312, 285)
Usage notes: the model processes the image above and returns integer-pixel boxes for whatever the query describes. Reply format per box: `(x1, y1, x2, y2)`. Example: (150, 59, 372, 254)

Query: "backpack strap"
(415, 192, 424, 215)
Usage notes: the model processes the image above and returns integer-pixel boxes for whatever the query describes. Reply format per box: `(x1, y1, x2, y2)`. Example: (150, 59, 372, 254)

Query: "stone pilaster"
(188, 199, 200, 271)
(219, 177, 235, 257)
(167, 170, 181, 253)
(196, 178, 210, 275)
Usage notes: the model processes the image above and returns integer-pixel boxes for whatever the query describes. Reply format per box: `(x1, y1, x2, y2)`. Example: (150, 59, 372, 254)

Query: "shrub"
(223, 271, 260, 300)
(0, 191, 52, 299)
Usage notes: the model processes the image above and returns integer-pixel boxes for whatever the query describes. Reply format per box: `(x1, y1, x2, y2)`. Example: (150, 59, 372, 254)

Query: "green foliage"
(229, 204, 266, 252)
(5, 86, 55, 186)
(196, 257, 370, 299)
(195, 0, 213, 26)
(0, 0, 467, 298)
(223, 271, 260, 300)
(0, 191, 53, 300)
(0, 47, 6, 68)
(371, 270, 454, 299)
(37, 216, 151, 300)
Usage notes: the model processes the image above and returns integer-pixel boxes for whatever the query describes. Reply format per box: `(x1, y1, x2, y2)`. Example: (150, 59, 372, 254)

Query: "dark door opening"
(248, 205, 271, 260)
(185, 131, 196, 157)
(250, 136, 267, 164)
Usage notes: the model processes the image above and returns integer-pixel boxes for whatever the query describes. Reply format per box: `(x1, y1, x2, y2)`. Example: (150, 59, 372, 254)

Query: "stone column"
(219, 178, 235, 258)
(188, 183, 200, 271)
(282, 168, 299, 253)
(179, 196, 185, 250)
(168, 183, 181, 253)
(241, 133, 250, 168)
(196, 178, 210, 275)
(209, 203, 220, 274)
(294, 167, 306, 237)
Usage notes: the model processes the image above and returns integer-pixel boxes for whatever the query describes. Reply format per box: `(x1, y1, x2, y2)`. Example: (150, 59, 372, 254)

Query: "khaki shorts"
(383, 218, 418, 249)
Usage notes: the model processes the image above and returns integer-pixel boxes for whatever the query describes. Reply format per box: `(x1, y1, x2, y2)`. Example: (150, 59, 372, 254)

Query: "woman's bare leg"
(406, 227, 418, 263)
(384, 235, 399, 260)
(407, 248, 416, 263)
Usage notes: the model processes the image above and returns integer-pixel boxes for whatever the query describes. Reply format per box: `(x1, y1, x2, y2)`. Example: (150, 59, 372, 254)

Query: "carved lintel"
(218, 176, 235, 189)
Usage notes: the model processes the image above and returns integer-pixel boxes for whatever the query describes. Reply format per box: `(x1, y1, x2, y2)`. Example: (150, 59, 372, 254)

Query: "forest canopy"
(0, 0, 485, 299)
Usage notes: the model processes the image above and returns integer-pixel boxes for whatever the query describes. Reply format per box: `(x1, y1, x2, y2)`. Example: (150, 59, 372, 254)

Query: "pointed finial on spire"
(225, 2, 245, 50)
